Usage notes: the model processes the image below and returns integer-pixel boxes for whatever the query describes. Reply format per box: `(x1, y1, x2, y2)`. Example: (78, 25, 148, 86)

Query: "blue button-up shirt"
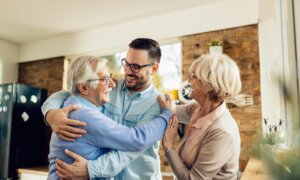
(89, 80, 164, 180)
(42, 79, 166, 180)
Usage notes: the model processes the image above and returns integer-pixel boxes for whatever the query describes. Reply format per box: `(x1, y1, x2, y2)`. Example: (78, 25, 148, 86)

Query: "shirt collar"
(74, 95, 102, 111)
(192, 101, 227, 129)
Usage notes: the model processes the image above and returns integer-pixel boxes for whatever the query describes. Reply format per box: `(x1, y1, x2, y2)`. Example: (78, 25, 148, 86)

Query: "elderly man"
(47, 55, 174, 180)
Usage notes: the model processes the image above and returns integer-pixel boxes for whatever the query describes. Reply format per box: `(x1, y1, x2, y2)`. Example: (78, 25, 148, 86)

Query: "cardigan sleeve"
(176, 103, 199, 125)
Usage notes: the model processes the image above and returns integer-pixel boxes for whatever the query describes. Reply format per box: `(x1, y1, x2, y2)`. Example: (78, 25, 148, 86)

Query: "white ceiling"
(0, 0, 223, 45)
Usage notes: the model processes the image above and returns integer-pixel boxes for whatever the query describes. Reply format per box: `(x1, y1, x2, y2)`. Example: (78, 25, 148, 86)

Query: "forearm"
(84, 108, 172, 151)
(165, 149, 193, 180)
(123, 108, 173, 151)
(41, 90, 70, 124)
(41, 90, 70, 115)
(87, 150, 143, 178)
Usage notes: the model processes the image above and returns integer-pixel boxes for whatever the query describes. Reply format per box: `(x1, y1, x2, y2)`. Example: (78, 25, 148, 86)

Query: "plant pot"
(260, 143, 276, 164)
(260, 143, 276, 154)
(209, 46, 223, 55)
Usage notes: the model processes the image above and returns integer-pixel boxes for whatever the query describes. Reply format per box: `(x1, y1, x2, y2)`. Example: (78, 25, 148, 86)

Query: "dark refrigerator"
(0, 83, 48, 180)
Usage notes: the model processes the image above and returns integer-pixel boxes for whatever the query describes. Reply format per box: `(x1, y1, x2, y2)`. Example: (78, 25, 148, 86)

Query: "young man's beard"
(125, 74, 151, 92)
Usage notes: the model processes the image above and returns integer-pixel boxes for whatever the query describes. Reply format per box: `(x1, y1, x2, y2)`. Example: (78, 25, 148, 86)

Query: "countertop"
(17, 166, 48, 176)
(241, 158, 271, 180)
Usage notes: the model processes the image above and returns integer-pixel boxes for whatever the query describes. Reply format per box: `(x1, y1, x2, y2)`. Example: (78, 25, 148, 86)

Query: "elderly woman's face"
(188, 72, 211, 101)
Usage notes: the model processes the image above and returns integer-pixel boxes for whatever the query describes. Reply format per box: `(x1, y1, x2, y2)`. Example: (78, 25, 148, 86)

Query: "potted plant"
(209, 39, 223, 55)
(260, 130, 276, 154)
(260, 118, 284, 161)
(260, 80, 300, 179)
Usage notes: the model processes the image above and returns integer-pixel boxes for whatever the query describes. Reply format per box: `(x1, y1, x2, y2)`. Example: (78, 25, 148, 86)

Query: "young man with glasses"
(42, 38, 169, 179)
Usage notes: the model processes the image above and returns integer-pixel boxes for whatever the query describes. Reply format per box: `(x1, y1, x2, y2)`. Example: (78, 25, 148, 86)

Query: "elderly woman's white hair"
(67, 56, 107, 94)
(189, 54, 241, 102)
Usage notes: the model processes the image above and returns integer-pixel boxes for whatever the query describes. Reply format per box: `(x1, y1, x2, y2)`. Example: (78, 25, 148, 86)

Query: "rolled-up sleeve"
(41, 90, 70, 125)
(41, 90, 70, 116)
(87, 150, 143, 178)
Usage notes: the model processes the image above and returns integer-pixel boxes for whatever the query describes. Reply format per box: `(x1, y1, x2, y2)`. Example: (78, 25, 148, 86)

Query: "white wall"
(258, 0, 284, 128)
(0, 40, 18, 83)
(281, 0, 300, 149)
(292, 0, 300, 150)
(18, 0, 259, 62)
(294, 0, 300, 102)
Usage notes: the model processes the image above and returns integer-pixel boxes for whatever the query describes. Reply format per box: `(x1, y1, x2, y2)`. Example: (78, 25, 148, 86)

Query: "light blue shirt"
(42, 80, 167, 180)
(47, 94, 172, 180)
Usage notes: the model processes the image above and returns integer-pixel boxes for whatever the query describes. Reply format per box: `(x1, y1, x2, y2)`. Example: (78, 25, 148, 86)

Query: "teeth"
(103, 88, 113, 94)
(127, 76, 136, 80)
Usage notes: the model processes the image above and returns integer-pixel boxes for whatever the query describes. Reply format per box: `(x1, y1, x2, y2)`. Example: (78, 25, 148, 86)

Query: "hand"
(46, 105, 87, 141)
(56, 149, 89, 180)
(162, 115, 179, 152)
(157, 94, 175, 112)
(111, 75, 118, 89)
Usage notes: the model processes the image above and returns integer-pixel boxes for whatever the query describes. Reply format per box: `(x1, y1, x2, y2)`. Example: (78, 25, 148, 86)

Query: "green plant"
(209, 39, 223, 47)
(261, 131, 276, 145)
(260, 118, 284, 145)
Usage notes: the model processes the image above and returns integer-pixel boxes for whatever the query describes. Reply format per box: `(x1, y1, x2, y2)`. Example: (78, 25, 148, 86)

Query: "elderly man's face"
(87, 68, 115, 106)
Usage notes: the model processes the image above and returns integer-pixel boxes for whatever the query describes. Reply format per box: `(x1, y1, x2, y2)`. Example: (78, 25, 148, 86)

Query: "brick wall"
(179, 24, 261, 170)
(18, 56, 65, 96)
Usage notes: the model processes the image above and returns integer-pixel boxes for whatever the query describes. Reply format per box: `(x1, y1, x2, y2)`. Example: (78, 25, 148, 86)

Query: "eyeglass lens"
(121, 59, 140, 73)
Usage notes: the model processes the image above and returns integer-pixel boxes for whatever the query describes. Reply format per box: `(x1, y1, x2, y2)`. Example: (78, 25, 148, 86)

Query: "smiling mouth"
(126, 75, 138, 81)
(104, 88, 112, 94)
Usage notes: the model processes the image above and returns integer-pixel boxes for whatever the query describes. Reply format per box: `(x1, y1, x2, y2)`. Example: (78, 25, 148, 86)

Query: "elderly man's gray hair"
(67, 56, 107, 94)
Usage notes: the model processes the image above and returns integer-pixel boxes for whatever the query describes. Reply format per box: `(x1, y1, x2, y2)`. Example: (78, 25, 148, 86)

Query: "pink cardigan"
(167, 102, 240, 180)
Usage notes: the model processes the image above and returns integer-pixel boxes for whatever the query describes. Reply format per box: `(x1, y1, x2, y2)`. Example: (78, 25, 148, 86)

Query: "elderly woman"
(163, 54, 242, 180)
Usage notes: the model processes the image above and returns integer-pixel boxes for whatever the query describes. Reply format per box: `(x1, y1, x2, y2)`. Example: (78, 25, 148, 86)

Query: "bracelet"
(165, 147, 175, 154)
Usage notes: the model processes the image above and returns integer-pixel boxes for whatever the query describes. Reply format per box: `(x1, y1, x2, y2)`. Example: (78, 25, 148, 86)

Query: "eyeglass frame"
(87, 74, 112, 86)
(121, 58, 155, 73)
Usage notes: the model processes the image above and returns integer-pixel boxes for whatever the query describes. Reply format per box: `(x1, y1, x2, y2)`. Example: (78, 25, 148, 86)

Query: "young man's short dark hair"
(129, 38, 161, 63)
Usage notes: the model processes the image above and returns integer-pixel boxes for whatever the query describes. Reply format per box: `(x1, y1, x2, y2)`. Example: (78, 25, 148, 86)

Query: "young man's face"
(123, 48, 158, 93)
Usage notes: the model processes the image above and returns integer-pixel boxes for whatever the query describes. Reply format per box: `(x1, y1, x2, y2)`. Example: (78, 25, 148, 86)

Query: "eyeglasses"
(87, 74, 112, 86)
(121, 58, 154, 73)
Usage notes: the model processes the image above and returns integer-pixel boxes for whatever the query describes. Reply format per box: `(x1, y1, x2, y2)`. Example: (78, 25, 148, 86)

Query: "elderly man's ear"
(76, 83, 89, 95)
